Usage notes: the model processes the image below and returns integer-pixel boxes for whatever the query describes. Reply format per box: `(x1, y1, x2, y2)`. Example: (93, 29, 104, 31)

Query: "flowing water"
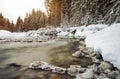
(0, 39, 92, 68)
(0, 39, 93, 79)
(0, 40, 67, 68)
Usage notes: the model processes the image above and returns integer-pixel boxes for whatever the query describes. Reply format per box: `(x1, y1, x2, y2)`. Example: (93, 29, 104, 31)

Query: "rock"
(79, 46, 85, 51)
(90, 52, 96, 57)
(85, 55, 90, 58)
(79, 36, 86, 41)
(67, 65, 84, 76)
(75, 74, 84, 79)
(29, 61, 52, 70)
(78, 68, 86, 73)
(92, 64, 99, 73)
(87, 48, 94, 54)
(29, 61, 43, 69)
(79, 41, 86, 47)
(108, 70, 120, 79)
(81, 69, 94, 79)
(95, 49, 103, 59)
(29, 61, 66, 74)
(92, 57, 101, 64)
(97, 73, 108, 79)
(41, 64, 52, 71)
(104, 69, 111, 74)
(72, 51, 81, 57)
(99, 61, 114, 70)
(52, 66, 66, 74)
(82, 48, 89, 54)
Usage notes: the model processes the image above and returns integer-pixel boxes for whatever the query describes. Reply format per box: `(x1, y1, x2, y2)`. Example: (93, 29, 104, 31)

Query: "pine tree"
(0, 13, 6, 26)
(23, 9, 47, 31)
(16, 16, 23, 32)
(45, 0, 62, 27)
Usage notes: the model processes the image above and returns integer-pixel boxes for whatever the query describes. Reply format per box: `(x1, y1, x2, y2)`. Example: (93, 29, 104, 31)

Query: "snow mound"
(86, 23, 120, 69)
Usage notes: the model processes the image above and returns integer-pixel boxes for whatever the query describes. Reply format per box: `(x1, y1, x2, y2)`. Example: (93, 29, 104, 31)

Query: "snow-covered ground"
(57, 24, 108, 38)
(86, 23, 120, 69)
(0, 27, 56, 41)
(0, 23, 120, 70)
(0, 30, 26, 40)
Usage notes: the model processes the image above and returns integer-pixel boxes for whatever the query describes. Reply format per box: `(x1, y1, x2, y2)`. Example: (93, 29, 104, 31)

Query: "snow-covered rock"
(29, 61, 50, 69)
(75, 69, 94, 79)
(29, 61, 66, 74)
(52, 66, 66, 74)
(67, 65, 86, 76)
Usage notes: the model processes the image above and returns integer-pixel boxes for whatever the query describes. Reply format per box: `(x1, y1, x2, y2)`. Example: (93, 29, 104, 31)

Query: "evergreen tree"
(23, 9, 47, 31)
(0, 13, 6, 26)
(45, 0, 62, 27)
(16, 16, 23, 32)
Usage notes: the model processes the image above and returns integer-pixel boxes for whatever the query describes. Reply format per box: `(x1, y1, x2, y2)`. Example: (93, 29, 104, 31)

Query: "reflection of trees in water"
(49, 40, 93, 68)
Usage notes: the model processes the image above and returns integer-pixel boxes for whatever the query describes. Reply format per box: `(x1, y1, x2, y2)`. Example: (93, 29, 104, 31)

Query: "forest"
(0, 9, 47, 32)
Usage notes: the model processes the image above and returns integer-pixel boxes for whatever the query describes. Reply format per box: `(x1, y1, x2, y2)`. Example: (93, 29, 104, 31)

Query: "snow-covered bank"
(57, 24, 108, 38)
(0, 30, 26, 40)
(86, 23, 120, 69)
(0, 27, 57, 42)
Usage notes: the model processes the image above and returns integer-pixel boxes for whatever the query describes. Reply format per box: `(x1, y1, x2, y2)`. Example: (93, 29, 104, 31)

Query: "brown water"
(0, 40, 92, 68)
(0, 39, 93, 79)
(0, 40, 68, 68)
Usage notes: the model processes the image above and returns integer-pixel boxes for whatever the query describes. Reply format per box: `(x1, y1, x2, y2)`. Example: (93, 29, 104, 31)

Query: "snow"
(0, 30, 26, 40)
(86, 23, 120, 69)
(57, 24, 108, 38)
(74, 24, 108, 37)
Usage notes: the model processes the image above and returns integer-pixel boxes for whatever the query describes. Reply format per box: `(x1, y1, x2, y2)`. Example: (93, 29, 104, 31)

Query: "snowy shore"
(57, 23, 120, 70)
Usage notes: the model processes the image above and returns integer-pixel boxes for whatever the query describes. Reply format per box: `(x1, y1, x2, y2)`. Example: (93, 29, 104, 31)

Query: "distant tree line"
(0, 13, 15, 32)
(0, 9, 47, 32)
(0, 0, 63, 32)
(22, 9, 47, 31)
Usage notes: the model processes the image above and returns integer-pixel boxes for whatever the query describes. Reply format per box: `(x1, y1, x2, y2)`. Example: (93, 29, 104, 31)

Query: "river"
(0, 39, 92, 68)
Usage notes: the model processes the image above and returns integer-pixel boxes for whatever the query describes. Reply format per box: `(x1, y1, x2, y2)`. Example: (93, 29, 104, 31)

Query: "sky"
(0, 0, 47, 23)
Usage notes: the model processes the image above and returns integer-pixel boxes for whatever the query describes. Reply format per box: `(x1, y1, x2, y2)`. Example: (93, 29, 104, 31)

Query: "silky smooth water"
(0, 39, 92, 68)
